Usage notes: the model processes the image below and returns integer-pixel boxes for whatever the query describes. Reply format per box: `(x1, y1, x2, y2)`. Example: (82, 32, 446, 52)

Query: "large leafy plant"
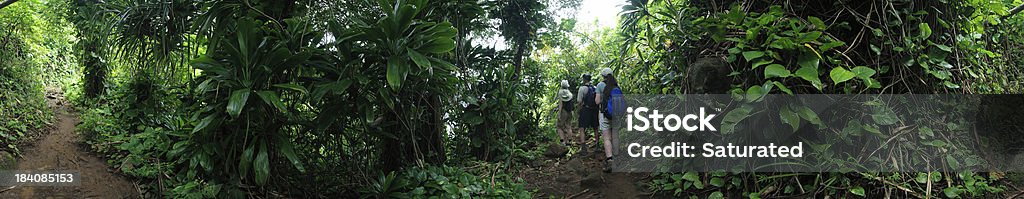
(314, 0, 458, 172)
(180, 17, 314, 189)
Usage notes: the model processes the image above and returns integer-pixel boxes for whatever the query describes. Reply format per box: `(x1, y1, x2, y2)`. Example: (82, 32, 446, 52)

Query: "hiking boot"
(603, 158, 613, 173)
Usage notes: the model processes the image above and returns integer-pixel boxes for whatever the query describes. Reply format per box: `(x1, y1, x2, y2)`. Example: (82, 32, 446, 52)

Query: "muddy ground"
(0, 92, 139, 198)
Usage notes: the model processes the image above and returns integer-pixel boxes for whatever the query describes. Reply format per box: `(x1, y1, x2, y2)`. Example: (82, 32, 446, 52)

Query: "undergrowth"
(359, 164, 532, 198)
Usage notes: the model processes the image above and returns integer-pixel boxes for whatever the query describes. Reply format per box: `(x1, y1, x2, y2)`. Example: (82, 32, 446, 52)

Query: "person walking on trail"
(596, 67, 624, 172)
(576, 74, 599, 153)
(556, 80, 575, 146)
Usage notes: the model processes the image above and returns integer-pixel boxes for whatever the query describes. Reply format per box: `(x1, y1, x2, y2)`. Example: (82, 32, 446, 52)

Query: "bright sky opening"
(575, 0, 624, 30)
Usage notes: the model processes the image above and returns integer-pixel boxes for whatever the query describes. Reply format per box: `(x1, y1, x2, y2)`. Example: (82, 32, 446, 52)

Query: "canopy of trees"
(1, 0, 1023, 198)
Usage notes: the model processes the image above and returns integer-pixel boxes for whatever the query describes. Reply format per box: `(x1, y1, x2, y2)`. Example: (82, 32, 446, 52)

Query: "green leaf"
(937, 61, 953, 69)
(797, 52, 819, 70)
(191, 56, 228, 76)
(709, 177, 725, 187)
(751, 59, 773, 69)
(942, 81, 958, 88)
(919, 23, 932, 39)
(829, 67, 856, 85)
(256, 91, 288, 113)
(406, 48, 432, 68)
(807, 16, 826, 30)
(464, 112, 484, 125)
(721, 105, 754, 134)
(193, 114, 216, 134)
(916, 173, 929, 183)
(946, 154, 961, 169)
(429, 57, 457, 71)
(682, 172, 699, 182)
(227, 88, 251, 117)
(794, 67, 822, 90)
(742, 51, 765, 61)
(842, 120, 863, 136)
(780, 106, 800, 131)
(850, 186, 865, 197)
(851, 66, 876, 79)
(919, 126, 934, 138)
(797, 31, 822, 42)
(281, 50, 313, 70)
(764, 64, 791, 78)
(745, 85, 765, 102)
(749, 192, 761, 199)
(198, 153, 212, 172)
(386, 56, 409, 90)
(279, 138, 306, 173)
(924, 140, 947, 147)
(421, 38, 456, 53)
(863, 77, 881, 88)
(273, 83, 308, 94)
(795, 105, 823, 128)
(312, 80, 352, 102)
(239, 144, 255, 178)
(820, 40, 846, 51)
(772, 81, 792, 94)
(255, 141, 270, 185)
(943, 187, 961, 198)
(708, 192, 724, 199)
(871, 106, 898, 125)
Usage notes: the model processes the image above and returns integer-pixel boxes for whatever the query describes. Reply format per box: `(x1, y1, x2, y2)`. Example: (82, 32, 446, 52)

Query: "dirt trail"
(522, 144, 647, 198)
(0, 92, 139, 198)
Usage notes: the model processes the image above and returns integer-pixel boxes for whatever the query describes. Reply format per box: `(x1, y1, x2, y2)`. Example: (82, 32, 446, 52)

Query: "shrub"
(360, 165, 532, 198)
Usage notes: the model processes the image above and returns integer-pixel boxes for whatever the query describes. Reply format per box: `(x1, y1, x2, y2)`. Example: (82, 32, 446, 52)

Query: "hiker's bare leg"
(557, 128, 567, 145)
(610, 127, 619, 156)
(577, 128, 586, 144)
(565, 126, 573, 144)
(602, 129, 613, 158)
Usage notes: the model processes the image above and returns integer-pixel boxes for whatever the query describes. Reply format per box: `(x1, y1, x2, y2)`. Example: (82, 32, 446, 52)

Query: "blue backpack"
(605, 87, 626, 119)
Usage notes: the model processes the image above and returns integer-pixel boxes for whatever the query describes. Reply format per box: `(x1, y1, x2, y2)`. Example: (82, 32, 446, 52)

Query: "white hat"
(600, 68, 613, 77)
(559, 89, 573, 102)
(560, 80, 569, 88)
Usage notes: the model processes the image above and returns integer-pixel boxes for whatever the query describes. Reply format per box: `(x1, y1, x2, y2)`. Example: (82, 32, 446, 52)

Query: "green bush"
(0, 57, 51, 153)
(360, 165, 531, 198)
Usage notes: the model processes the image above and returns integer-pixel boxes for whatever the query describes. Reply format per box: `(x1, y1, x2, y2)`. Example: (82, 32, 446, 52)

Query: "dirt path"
(0, 93, 139, 198)
(522, 144, 648, 198)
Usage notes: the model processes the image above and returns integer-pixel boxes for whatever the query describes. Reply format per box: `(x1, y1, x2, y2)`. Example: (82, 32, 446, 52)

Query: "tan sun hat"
(559, 89, 573, 102)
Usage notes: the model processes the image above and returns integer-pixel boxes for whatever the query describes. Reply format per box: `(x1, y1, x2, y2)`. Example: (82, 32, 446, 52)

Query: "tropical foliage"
(3, 0, 1024, 198)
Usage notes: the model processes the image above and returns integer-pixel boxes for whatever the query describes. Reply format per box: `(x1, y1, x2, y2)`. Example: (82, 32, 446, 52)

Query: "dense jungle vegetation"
(2, 0, 1024, 198)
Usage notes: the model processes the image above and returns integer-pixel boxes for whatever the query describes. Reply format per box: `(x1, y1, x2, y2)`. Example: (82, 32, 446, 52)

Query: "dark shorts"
(577, 107, 599, 128)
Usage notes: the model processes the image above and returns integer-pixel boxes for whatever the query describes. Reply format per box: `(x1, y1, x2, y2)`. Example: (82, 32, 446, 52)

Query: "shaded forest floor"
(0, 89, 139, 198)
(520, 142, 652, 198)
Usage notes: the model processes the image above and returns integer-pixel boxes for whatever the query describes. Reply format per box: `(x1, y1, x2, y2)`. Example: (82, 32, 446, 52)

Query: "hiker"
(556, 80, 574, 145)
(576, 74, 599, 152)
(596, 67, 624, 172)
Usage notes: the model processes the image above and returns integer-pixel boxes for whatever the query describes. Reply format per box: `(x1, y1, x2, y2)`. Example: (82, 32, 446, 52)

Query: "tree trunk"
(512, 39, 527, 80)
(0, 0, 19, 10)
(1004, 2, 1024, 20)
(421, 92, 446, 164)
(380, 91, 447, 172)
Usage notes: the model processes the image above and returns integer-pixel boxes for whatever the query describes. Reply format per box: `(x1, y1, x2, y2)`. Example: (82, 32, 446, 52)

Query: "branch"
(0, 0, 19, 10)
(1004, 2, 1024, 20)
